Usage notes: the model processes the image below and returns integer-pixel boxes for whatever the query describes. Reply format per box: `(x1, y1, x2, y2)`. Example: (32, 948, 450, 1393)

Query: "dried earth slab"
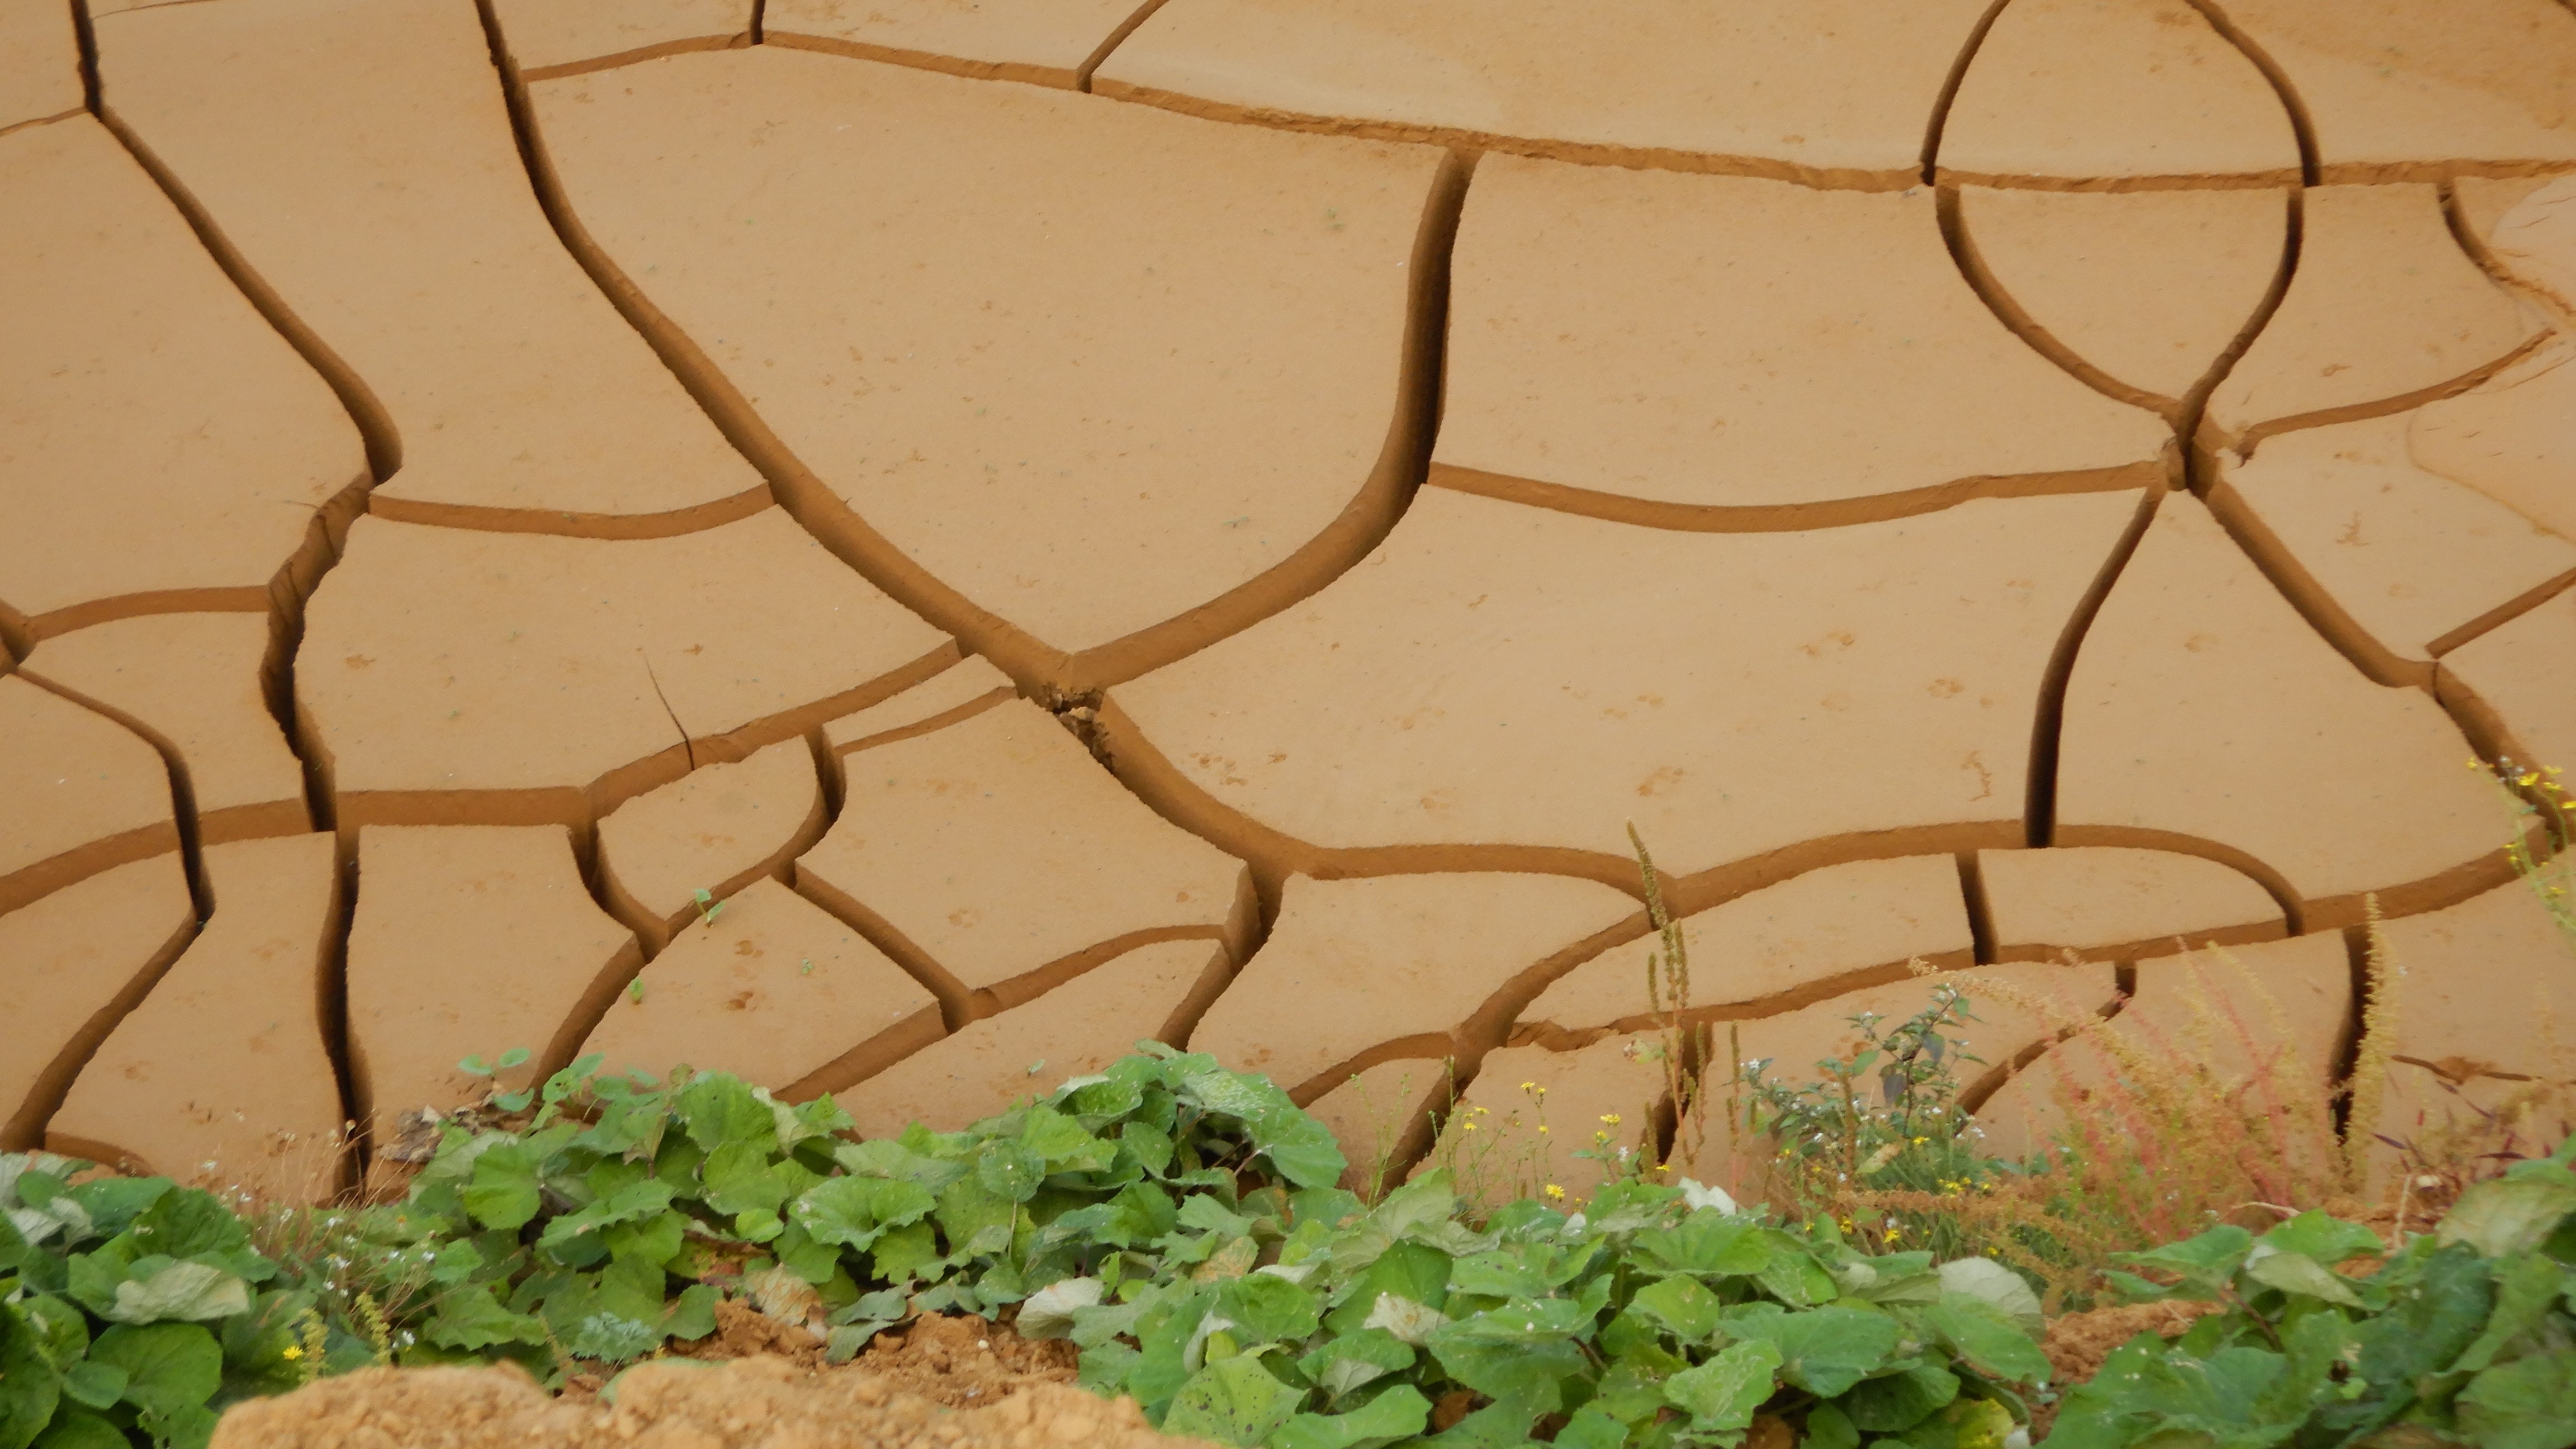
(531, 48, 1447, 685)
(345, 825, 641, 1140)
(92, 0, 766, 529)
(1302, 1055, 1454, 1197)
(1950, 185, 2288, 408)
(2205, 184, 2540, 447)
(489, 0, 752, 78)
(596, 737, 826, 952)
(2470, 175, 2576, 323)
(580, 878, 941, 1096)
(823, 655, 1016, 758)
(2411, 337, 2576, 543)
(765, 0, 1141, 87)
(1105, 485, 2143, 888)
(2214, 0, 2576, 178)
(50, 834, 344, 1201)
(0, 0, 80, 130)
(1097, 0, 1993, 186)
(0, 853, 195, 1149)
(2212, 412, 2576, 673)
(1191, 872, 1639, 1100)
(21, 614, 313, 844)
(1522, 855, 1973, 1036)
(838, 938, 1225, 1139)
(797, 698, 1252, 1009)
(1418, 1031, 1692, 1196)
(1433, 158, 2168, 520)
(0, 118, 363, 632)
(1936, 0, 2298, 186)
(1976, 846, 2284, 962)
(0, 675, 178, 918)
(2056, 496, 2502, 923)
(297, 512, 950, 829)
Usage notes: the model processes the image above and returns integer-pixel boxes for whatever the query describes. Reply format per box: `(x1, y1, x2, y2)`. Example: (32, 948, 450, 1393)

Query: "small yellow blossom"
(1545, 1184, 1566, 1200)
(282, 1346, 304, 1361)
(1599, 1112, 1622, 1125)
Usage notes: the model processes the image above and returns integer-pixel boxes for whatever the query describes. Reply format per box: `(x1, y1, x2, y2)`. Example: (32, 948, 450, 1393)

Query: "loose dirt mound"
(209, 1355, 1187, 1449)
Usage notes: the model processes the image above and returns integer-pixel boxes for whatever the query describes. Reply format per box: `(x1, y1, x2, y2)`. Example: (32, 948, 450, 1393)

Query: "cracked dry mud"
(4, 0, 2575, 1209)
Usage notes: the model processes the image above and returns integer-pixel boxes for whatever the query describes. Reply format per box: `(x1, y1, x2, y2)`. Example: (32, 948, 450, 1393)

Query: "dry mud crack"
(3, 0, 2575, 1219)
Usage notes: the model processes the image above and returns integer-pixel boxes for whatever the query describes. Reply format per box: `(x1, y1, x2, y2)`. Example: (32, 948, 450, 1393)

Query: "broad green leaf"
(699, 1140, 797, 1215)
(2459, 1349, 2576, 1449)
(58, 1362, 126, 1412)
(1916, 1296, 2051, 1385)
(1218, 1272, 1320, 1346)
(794, 1176, 936, 1251)
(566, 1312, 661, 1363)
(1272, 1383, 1431, 1449)
(61, 1179, 169, 1241)
(88, 1323, 221, 1420)
(1935, 1257, 2043, 1337)
(1662, 1338, 1782, 1433)
(1323, 1242, 1451, 1336)
(1162, 1353, 1301, 1447)
(1449, 1240, 1600, 1301)
(1020, 1106, 1114, 1172)
(2444, 1175, 2576, 1259)
(872, 1220, 940, 1283)
(1019, 1278, 1105, 1340)
(0, 1301, 63, 1449)
(123, 1189, 260, 1271)
(1633, 1211, 1771, 1280)
(1549, 1405, 1627, 1449)
(1721, 1305, 1901, 1398)
(2242, 1248, 2362, 1308)
(1802, 1401, 1860, 1449)
(1296, 1330, 1413, 1406)
(1427, 1301, 1592, 1410)
(1895, 1396, 2016, 1449)
(676, 1074, 778, 1155)
(1751, 1235, 1839, 1308)
(102, 1260, 251, 1325)
(461, 1139, 544, 1231)
(1629, 1275, 1722, 1342)
(1844, 1362, 1961, 1433)
(424, 1283, 546, 1351)
(1360, 1294, 1448, 1347)
(2258, 1210, 2384, 1268)
(2111, 1224, 2256, 1300)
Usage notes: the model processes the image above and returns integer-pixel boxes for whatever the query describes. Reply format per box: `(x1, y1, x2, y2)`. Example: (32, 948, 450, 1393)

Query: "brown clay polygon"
(1976, 846, 2283, 961)
(596, 737, 827, 952)
(765, 0, 1139, 88)
(1190, 872, 1639, 1099)
(0, 853, 195, 1149)
(2214, 0, 2576, 178)
(1523, 856, 1973, 1035)
(22, 614, 314, 844)
(2441, 588, 2576, 774)
(1951, 185, 2288, 405)
(2205, 184, 2540, 446)
(50, 834, 344, 1202)
(2411, 337, 2576, 543)
(0, 0, 80, 130)
(581, 878, 941, 1096)
(2056, 496, 2503, 922)
(528, 48, 1446, 684)
(1302, 1055, 1454, 1197)
(839, 939, 1225, 1138)
(0, 675, 178, 918)
(297, 513, 950, 827)
(1105, 485, 2141, 885)
(489, 0, 752, 78)
(1097, 0, 1993, 187)
(1433, 158, 2169, 517)
(1936, 0, 2299, 187)
(2213, 413, 2576, 670)
(796, 699, 1252, 1005)
(0, 119, 364, 631)
(344, 825, 642, 1140)
(92, 0, 769, 529)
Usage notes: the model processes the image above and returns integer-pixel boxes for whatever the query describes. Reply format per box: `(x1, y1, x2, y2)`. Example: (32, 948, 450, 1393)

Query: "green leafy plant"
(0, 1154, 321, 1449)
(1046, 1167, 2049, 1449)
(2050, 1139, 2576, 1448)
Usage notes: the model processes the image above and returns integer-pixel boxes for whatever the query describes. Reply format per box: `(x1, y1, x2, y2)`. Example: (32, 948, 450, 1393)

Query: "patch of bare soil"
(209, 1353, 1185, 1449)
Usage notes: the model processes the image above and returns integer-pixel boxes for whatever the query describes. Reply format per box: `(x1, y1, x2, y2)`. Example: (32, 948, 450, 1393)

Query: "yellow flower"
(1884, 1226, 1903, 1243)
(1537, 1125, 1549, 1134)
(1545, 1184, 1566, 1200)
(282, 1346, 304, 1361)
(1461, 1122, 1478, 1132)
(1521, 1081, 1537, 1092)
(1600, 1112, 1622, 1125)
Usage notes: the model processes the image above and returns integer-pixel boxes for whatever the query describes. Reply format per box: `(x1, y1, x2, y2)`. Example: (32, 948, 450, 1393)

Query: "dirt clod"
(210, 1354, 1180, 1449)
